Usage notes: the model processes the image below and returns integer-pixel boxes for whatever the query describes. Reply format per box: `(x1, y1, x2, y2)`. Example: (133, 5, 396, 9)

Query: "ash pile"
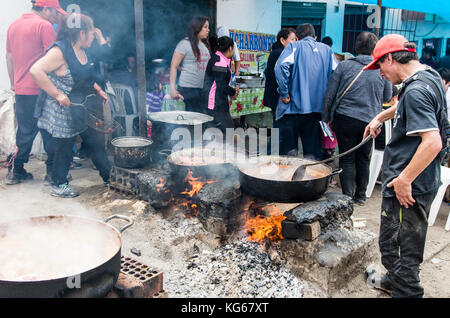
(165, 239, 304, 298)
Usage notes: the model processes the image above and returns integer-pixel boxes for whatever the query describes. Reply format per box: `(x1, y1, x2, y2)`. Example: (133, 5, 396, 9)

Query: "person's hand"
(55, 92, 71, 107)
(170, 89, 184, 101)
(387, 175, 416, 208)
(232, 86, 240, 99)
(281, 95, 291, 104)
(97, 89, 109, 104)
(94, 28, 107, 45)
(364, 118, 382, 139)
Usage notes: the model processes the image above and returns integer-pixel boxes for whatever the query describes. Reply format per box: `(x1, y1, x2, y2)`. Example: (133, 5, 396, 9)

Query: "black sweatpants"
(41, 128, 111, 186)
(380, 192, 436, 298)
(13, 95, 39, 170)
(178, 87, 204, 113)
(333, 114, 373, 200)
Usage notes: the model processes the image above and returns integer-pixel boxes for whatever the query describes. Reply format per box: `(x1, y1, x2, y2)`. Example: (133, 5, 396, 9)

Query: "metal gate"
(343, 4, 419, 55)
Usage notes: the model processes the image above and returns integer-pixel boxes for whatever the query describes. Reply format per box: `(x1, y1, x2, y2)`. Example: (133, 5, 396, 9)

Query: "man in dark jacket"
(322, 32, 392, 205)
(364, 34, 446, 298)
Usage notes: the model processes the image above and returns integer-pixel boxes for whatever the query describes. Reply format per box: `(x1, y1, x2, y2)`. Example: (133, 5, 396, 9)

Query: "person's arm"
(30, 46, 70, 106)
(169, 51, 185, 100)
(363, 104, 397, 139)
(6, 52, 14, 91)
(274, 43, 295, 104)
(233, 42, 240, 76)
(388, 130, 442, 208)
(321, 65, 342, 123)
(94, 82, 108, 103)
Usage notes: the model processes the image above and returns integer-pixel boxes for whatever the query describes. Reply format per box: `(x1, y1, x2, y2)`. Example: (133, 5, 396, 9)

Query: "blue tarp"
(356, 0, 450, 22)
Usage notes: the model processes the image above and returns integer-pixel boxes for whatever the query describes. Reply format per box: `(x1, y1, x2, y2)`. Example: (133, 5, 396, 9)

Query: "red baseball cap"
(32, 0, 67, 15)
(364, 34, 416, 70)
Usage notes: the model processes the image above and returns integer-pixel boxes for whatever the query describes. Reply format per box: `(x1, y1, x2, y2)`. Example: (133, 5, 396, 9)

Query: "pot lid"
(148, 111, 213, 126)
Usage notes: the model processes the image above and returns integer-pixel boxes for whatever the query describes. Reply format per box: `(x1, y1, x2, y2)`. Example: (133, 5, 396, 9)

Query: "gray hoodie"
(322, 55, 392, 124)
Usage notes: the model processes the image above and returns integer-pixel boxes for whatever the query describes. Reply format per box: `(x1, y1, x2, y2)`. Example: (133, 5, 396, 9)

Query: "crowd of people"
(4, 0, 450, 299)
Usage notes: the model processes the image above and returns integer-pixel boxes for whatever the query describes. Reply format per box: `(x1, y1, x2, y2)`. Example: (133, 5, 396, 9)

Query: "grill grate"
(120, 256, 162, 284)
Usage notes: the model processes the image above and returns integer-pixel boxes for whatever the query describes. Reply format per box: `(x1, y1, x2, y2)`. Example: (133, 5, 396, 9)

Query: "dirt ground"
(0, 156, 449, 298)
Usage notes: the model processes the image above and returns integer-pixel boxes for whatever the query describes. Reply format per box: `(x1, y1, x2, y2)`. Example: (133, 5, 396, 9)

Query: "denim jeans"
(278, 113, 322, 161)
(333, 114, 373, 199)
(13, 95, 39, 171)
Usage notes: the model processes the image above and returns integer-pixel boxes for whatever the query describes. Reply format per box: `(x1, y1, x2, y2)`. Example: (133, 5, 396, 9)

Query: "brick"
(151, 290, 168, 298)
(114, 274, 145, 298)
(282, 220, 321, 241)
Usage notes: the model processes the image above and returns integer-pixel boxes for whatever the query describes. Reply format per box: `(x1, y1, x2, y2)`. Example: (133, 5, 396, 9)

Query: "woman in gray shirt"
(170, 16, 211, 113)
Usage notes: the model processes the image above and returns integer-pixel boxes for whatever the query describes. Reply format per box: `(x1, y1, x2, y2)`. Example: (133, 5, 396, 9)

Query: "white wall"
(216, 0, 282, 36)
(0, 0, 30, 90)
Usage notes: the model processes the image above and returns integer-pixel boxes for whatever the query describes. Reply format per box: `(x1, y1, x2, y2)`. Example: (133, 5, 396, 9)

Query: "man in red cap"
(5, 0, 66, 185)
(364, 34, 447, 297)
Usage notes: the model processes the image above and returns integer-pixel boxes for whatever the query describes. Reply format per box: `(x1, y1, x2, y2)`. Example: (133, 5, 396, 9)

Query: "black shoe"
(365, 267, 393, 295)
(6, 169, 33, 185)
(353, 196, 366, 206)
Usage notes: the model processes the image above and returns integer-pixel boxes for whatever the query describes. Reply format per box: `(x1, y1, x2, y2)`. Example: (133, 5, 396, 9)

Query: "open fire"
(244, 202, 286, 243)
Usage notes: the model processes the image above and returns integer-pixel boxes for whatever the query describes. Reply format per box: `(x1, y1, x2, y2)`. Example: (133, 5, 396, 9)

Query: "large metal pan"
(0, 214, 133, 298)
(237, 155, 342, 203)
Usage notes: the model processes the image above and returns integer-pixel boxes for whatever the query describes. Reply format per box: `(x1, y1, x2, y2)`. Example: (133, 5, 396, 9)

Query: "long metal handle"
(104, 214, 134, 233)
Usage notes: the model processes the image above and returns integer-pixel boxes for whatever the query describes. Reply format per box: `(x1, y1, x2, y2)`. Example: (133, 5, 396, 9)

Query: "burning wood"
(244, 203, 286, 243)
(181, 169, 217, 198)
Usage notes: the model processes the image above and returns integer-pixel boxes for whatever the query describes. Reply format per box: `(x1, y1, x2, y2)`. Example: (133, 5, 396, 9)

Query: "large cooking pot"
(164, 146, 237, 179)
(237, 155, 342, 203)
(148, 111, 214, 163)
(0, 214, 133, 298)
(111, 136, 153, 169)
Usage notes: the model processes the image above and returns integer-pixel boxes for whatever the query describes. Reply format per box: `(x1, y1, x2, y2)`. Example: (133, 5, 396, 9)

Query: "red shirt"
(6, 13, 55, 95)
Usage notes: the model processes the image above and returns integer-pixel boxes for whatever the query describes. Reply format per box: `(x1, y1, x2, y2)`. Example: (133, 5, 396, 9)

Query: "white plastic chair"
(428, 165, 450, 231)
(366, 120, 392, 198)
(110, 83, 139, 136)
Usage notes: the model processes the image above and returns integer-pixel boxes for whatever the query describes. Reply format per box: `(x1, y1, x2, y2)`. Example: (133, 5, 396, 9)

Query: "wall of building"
(414, 21, 450, 58)
(216, 0, 282, 36)
(0, 0, 30, 90)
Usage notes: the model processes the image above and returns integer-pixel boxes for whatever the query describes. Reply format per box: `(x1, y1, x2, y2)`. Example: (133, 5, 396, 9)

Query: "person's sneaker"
(70, 162, 83, 170)
(104, 181, 110, 188)
(365, 266, 393, 295)
(6, 169, 33, 185)
(353, 196, 366, 206)
(50, 183, 79, 198)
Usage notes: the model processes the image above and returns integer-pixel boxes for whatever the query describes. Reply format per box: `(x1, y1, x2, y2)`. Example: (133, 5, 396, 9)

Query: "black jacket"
(263, 46, 283, 112)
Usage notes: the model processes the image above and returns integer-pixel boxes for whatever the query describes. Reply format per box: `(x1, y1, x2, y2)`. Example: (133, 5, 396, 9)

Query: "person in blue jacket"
(274, 23, 334, 160)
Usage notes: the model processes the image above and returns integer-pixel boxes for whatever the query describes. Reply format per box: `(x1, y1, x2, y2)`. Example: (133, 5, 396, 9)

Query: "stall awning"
(351, 0, 450, 22)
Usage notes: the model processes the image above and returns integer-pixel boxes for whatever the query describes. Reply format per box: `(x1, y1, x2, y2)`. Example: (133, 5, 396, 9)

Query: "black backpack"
(402, 70, 449, 159)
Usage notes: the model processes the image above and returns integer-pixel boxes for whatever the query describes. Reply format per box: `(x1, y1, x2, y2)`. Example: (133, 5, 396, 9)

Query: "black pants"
(380, 192, 436, 298)
(41, 128, 111, 185)
(278, 113, 322, 160)
(333, 114, 373, 199)
(13, 95, 39, 170)
(178, 87, 204, 113)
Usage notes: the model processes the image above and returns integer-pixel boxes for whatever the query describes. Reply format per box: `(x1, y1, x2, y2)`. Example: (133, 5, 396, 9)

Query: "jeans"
(41, 128, 111, 186)
(380, 193, 436, 298)
(178, 87, 204, 113)
(333, 114, 373, 199)
(13, 95, 39, 170)
(278, 113, 322, 160)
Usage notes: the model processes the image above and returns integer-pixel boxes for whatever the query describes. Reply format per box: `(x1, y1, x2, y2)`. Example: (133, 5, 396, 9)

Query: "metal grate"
(120, 256, 162, 284)
(109, 166, 140, 196)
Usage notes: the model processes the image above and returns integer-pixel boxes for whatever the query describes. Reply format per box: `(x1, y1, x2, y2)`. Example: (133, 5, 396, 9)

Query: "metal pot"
(148, 111, 214, 163)
(0, 215, 133, 298)
(164, 147, 237, 179)
(111, 136, 153, 169)
(237, 155, 342, 203)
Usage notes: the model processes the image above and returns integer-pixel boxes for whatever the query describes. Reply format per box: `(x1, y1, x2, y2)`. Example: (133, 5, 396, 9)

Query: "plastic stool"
(428, 166, 450, 231)
(366, 120, 392, 198)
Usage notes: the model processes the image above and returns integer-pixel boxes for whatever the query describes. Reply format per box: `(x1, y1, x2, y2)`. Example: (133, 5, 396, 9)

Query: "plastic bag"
(0, 89, 17, 156)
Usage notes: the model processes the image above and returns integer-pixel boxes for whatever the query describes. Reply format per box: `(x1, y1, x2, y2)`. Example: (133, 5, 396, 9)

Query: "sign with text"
(229, 29, 276, 74)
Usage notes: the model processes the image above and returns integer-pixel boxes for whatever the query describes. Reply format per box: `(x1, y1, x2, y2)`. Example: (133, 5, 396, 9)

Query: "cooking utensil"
(237, 155, 342, 203)
(111, 136, 153, 169)
(291, 124, 382, 181)
(0, 214, 133, 298)
(71, 94, 123, 135)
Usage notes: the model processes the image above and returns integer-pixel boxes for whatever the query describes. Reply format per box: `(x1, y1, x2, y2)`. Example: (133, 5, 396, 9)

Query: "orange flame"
(245, 204, 286, 243)
(156, 178, 165, 192)
(181, 169, 217, 197)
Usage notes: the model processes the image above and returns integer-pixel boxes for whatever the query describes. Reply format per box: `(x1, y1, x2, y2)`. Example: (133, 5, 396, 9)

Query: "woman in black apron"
(31, 13, 110, 198)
